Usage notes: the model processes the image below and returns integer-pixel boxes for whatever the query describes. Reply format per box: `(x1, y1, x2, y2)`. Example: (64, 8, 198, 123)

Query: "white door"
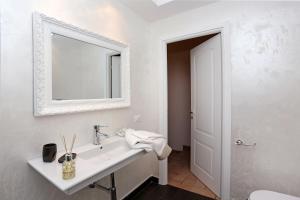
(190, 34, 222, 196)
(111, 55, 121, 98)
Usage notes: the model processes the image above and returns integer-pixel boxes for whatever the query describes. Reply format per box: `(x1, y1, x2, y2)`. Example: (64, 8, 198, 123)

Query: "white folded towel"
(117, 129, 172, 160)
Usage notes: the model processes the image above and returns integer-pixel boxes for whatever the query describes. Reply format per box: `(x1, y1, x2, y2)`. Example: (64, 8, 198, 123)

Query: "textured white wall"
(0, 0, 158, 200)
(150, 2, 300, 200)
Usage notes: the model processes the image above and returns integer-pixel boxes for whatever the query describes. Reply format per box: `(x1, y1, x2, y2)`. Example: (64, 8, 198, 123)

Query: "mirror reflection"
(52, 34, 121, 100)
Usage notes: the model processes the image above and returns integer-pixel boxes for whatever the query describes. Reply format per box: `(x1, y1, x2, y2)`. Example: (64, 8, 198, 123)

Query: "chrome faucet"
(93, 125, 109, 145)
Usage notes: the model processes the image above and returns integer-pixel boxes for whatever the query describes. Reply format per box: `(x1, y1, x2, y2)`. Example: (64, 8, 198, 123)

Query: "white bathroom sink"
(78, 139, 131, 162)
(28, 136, 145, 195)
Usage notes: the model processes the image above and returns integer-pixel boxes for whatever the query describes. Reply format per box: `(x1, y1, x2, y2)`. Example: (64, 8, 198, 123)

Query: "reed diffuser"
(61, 134, 76, 180)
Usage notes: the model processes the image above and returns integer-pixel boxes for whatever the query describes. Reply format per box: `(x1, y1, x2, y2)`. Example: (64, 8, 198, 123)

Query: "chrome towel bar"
(235, 139, 256, 147)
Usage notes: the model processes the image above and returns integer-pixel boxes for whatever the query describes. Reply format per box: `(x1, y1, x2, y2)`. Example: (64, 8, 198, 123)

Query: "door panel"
(195, 141, 213, 176)
(195, 50, 214, 136)
(190, 34, 222, 196)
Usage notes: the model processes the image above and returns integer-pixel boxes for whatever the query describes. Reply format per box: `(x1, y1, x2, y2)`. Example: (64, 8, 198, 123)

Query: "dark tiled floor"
(126, 181, 214, 200)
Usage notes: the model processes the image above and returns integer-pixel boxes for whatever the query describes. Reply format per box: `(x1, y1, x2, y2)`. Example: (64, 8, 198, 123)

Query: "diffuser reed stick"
(70, 134, 76, 154)
(60, 134, 76, 154)
(60, 134, 68, 153)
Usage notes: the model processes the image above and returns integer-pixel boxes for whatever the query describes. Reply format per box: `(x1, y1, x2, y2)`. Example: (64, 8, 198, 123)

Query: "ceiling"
(167, 33, 218, 52)
(118, 0, 217, 22)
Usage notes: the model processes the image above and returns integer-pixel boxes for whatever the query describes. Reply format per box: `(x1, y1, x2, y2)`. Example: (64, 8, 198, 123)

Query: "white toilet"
(249, 190, 300, 200)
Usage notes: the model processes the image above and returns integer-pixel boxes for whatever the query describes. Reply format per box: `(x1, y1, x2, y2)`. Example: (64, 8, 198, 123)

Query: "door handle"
(190, 111, 194, 119)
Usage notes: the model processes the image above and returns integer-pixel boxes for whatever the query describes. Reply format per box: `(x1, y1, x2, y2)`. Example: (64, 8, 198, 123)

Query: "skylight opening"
(152, 0, 175, 7)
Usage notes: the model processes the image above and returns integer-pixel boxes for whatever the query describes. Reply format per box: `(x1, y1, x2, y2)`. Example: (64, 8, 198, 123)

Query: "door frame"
(158, 23, 231, 200)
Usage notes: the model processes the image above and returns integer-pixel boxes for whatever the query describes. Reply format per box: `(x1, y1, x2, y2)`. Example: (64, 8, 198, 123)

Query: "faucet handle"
(94, 125, 108, 131)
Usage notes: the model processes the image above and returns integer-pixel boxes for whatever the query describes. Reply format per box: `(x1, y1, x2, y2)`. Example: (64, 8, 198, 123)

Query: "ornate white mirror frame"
(33, 12, 130, 116)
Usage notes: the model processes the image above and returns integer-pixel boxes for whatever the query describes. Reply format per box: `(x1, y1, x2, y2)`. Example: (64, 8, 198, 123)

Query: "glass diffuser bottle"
(62, 153, 75, 180)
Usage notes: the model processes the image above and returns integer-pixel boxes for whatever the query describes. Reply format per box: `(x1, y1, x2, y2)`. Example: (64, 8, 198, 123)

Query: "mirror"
(52, 34, 121, 100)
(33, 13, 130, 116)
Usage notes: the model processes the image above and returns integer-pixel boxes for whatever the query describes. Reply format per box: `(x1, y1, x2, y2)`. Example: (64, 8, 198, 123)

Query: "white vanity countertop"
(28, 136, 145, 194)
